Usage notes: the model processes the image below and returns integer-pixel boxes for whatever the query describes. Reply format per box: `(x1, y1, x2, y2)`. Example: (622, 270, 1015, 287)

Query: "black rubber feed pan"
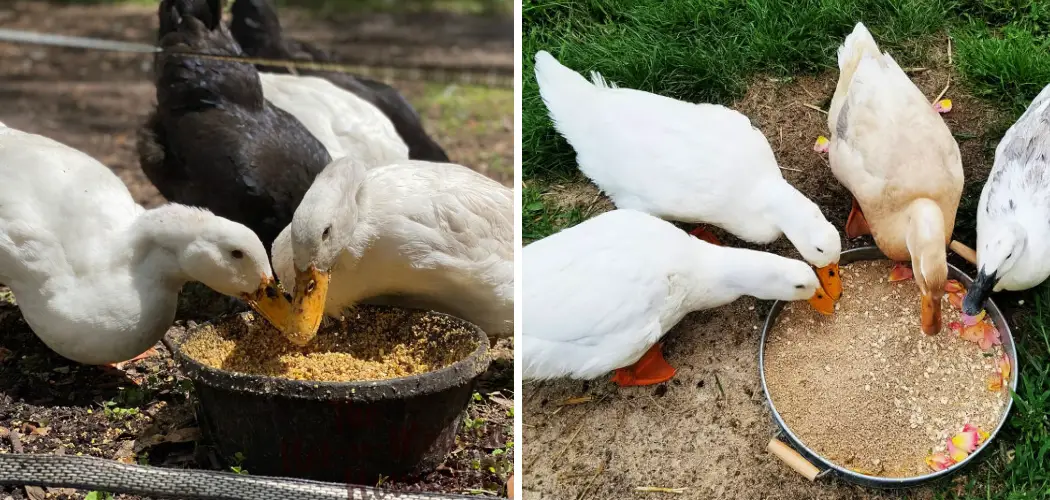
(759, 246, 1017, 488)
(165, 305, 490, 484)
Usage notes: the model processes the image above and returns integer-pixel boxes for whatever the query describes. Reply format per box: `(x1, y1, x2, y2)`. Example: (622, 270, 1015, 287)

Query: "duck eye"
(816, 247, 824, 253)
(795, 284, 805, 289)
(322, 225, 332, 240)
(231, 249, 244, 259)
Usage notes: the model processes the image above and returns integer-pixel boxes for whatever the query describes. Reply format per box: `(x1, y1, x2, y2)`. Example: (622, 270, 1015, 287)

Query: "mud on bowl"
(165, 305, 490, 484)
(758, 246, 1017, 488)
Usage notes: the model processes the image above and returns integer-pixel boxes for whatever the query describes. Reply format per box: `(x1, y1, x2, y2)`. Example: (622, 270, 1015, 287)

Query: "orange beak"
(921, 292, 942, 335)
(816, 263, 842, 300)
(807, 287, 836, 315)
(283, 265, 331, 346)
(242, 276, 293, 332)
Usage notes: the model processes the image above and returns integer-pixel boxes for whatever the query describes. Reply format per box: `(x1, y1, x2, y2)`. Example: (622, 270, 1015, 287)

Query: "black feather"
(228, 0, 449, 162)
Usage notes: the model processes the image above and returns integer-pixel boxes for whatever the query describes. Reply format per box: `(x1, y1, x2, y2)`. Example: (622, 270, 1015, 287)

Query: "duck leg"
(611, 343, 677, 386)
(688, 226, 722, 246)
(845, 199, 871, 238)
(102, 347, 159, 369)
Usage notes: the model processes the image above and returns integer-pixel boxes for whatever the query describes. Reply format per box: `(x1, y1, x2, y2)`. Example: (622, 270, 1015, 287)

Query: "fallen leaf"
(888, 264, 914, 282)
(925, 452, 954, 471)
(986, 372, 1003, 391)
(488, 395, 513, 409)
(24, 486, 45, 500)
(952, 430, 980, 453)
(164, 427, 201, 444)
(944, 280, 966, 293)
(30, 426, 49, 436)
(935, 99, 953, 114)
(813, 135, 830, 153)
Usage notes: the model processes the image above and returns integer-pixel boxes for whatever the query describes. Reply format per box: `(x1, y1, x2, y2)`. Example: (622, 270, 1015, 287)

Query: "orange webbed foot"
(845, 199, 871, 238)
(611, 343, 677, 387)
(688, 226, 722, 246)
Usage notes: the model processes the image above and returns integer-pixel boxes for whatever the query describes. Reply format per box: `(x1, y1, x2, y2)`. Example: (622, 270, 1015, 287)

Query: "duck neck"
(756, 177, 819, 254)
(682, 242, 760, 309)
(903, 199, 947, 295)
(124, 204, 212, 289)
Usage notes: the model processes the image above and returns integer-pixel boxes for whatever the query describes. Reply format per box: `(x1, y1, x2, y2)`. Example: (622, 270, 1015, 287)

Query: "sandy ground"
(522, 41, 1009, 499)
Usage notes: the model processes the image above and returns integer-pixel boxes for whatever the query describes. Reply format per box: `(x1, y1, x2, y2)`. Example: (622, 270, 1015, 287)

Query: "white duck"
(271, 157, 513, 345)
(533, 51, 842, 313)
(963, 83, 1050, 315)
(0, 123, 290, 365)
(523, 209, 822, 386)
(259, 73, 410, 167)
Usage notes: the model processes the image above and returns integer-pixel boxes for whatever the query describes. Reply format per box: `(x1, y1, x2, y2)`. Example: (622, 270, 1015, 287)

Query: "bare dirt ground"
(523, 43, 1010, 499)
(0, 1, 512, 498)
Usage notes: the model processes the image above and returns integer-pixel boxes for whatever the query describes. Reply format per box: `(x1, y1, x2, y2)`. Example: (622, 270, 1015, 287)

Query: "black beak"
(963, 268, 997, 315)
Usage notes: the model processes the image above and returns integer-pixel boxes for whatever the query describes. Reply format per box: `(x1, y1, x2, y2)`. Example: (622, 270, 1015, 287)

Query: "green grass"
(524, 1, 1050, 497)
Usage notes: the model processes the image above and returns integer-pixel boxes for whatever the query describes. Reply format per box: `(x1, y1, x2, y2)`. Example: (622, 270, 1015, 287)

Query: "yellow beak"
(284, 265, 331, 346)
(816, 263, 842, 301)
(242, 276, 293, 332)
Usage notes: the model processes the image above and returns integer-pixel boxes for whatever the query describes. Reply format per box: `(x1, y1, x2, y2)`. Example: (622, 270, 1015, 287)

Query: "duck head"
(169, 208, 292, 330)
(768, 180, 843, 306)
(281, 158, 367, 345)
(964, 222, 1026, 315)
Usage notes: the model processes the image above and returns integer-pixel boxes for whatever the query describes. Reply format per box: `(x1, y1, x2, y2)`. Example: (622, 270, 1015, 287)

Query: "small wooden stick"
(635, 487, 688, 493)
(950, 240, 977, 265)
(800, 102, 828, 114)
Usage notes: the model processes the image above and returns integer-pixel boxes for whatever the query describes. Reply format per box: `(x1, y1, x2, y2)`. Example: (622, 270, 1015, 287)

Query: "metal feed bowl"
(759, 246, 1017, 488)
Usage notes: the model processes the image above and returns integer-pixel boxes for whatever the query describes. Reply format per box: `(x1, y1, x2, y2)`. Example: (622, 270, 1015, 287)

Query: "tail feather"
(836, 22, 882, 81)
(534, 51, 600, 110)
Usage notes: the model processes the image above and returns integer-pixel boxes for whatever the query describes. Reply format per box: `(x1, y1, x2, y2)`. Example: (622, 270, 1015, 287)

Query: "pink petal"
(948, 321, 964, 335)
(925, 452, 955, 471)
(948, 292, 964, 310)
(962, 310, 987, 326)
(952, 431, 980, 453)
(999, 354, 1011, 383)
(947, 438, 969, 462)
(944, 280, 966, 293)
(962, 423, 978, 433)
(934, 99, 953, 114)
(813, 136, 830, 153)
(888, 264, 914, 282)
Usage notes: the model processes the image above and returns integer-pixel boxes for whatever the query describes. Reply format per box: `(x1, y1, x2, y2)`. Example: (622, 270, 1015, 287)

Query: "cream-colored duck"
(827, 22, 963, 334)
(0, 122, 289, 365)
(271, 157, 513, 345)
(524, 209, 822, 386)
(963, 83, 1050, 315)
(534, 50, 842, 313)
